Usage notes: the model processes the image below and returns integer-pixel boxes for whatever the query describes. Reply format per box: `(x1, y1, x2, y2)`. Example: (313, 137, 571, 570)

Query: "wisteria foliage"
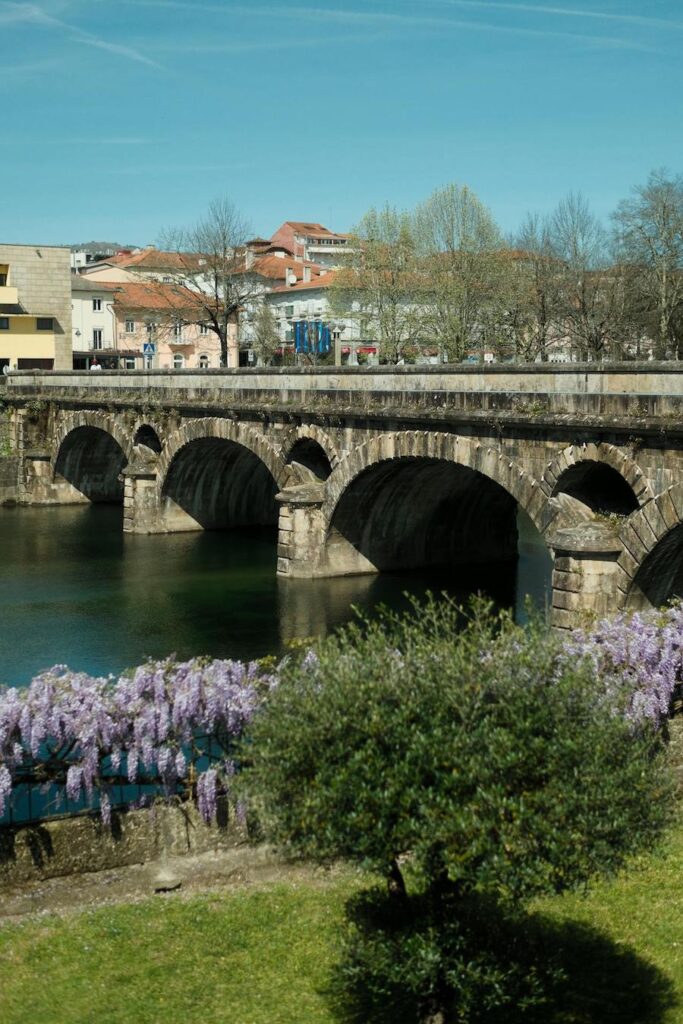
(1, 603, 682, 827)
(0, 656, 275, 824)
(562, 602, 683, 724)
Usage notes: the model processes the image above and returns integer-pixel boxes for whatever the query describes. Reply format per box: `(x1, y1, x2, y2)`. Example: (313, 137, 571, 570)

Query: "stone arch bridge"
(5, 364, 683, 630)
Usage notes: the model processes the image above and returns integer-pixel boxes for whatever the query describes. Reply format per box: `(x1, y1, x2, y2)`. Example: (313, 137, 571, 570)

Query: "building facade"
(269, 222, 351, 268)
(0, 244, 72, 371)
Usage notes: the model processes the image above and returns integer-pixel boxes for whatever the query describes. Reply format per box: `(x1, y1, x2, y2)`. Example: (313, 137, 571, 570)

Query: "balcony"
(0, 286, 19, 304)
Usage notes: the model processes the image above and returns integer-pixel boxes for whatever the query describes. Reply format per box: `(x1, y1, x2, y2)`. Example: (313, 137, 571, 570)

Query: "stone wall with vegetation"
(0, 802, 245, 887)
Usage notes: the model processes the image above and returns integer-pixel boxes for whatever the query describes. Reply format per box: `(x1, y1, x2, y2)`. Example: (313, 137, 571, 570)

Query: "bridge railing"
(5, 364, 683, 422)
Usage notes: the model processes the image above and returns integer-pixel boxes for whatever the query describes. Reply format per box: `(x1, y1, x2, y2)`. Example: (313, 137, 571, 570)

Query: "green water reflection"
(0, 505, 552, 686)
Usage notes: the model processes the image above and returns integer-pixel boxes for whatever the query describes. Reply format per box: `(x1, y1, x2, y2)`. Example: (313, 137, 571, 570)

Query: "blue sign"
(143, 342, 156, 355)
(294, 321, 331, 355)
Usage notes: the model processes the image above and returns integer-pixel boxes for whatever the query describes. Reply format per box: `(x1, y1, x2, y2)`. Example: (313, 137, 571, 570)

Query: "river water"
(0, 505, 552, 686)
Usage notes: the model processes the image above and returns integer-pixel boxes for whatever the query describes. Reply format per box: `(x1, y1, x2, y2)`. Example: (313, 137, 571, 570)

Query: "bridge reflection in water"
(0, 505, 551, 688)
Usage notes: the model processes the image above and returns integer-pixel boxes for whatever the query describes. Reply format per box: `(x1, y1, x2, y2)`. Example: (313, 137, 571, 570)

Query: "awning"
(73, 348, 142, 357)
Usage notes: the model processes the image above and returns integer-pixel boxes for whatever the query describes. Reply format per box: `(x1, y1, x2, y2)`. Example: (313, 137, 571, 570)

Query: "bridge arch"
(618, 485, 683, 609)
(542, 442, 652, 515)
(133, 422, 163, 454)
(293, 425, 340, 468)
(323, 432, 547, 530)
(319, 431, 551, 580)
(52, 410, 132, 503)
(52, 409, 133, 468)
(157, 418, 287, 531)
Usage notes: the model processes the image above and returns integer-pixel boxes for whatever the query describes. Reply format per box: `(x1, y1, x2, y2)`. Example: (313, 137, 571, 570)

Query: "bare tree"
(505, 213, 564, 362)
(549, 193, 614, 360)
(251, 302, 281, 366)
(160, 198, 258, 366)
(330, 204, 424, 364)
(414, 184, 503, 362)
(612, 169, 683, 358)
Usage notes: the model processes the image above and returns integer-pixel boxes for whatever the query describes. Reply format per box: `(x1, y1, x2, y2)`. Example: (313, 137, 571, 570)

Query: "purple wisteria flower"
(0, 655, 275, 825)
(561, 602, 683, 725)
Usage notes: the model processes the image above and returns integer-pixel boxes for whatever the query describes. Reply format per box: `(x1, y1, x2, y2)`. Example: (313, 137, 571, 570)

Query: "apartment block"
(0, 244, 72, 370)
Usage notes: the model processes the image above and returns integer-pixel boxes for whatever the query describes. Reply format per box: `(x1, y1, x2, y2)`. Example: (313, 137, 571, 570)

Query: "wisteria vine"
(562, 602, 683, 724)
(0, 656, 276, 825)
(1, 603, 682, 828)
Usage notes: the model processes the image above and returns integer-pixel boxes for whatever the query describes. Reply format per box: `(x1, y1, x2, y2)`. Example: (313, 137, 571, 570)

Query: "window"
(92, 297, 102, 312)
(163, 276, 172, 283)
(92, 329, 103, 349)
(199, 323, 208, 335)
(0, 317, 9, 330)
(146, 321, 157, 336)
(36, 317, 53, 331)
(285, 305, 294, 319)
(125, 319, 135, 333)
(124, 357, 136, 370)
(0, 275, 6, 287)
(18, 358, 53, 369)
(173, 353, 184, 369)
(199, 354, 209, 368)
(174, 321, 183, 338)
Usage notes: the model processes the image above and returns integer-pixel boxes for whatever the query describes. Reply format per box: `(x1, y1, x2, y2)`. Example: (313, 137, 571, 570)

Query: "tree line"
(330, 169, 683, 364)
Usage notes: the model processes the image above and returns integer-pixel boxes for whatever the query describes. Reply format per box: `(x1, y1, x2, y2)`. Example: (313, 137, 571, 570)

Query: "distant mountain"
(69, 241, 141, 253)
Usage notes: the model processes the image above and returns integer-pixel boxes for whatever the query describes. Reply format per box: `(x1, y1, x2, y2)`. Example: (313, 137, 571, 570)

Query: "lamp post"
(331, 321, 345, 366)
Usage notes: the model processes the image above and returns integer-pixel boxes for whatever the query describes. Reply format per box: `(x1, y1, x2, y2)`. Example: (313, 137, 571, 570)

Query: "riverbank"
(1, 819, 682, 1023)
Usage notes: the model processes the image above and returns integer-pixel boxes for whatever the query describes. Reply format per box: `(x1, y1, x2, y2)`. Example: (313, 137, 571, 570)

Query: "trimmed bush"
(245, 600, 674, 1022)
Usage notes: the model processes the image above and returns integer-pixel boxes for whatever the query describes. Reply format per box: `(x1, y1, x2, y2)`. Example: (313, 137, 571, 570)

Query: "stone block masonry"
(0, 244, 72, 369)
(7, 364, 683, 629)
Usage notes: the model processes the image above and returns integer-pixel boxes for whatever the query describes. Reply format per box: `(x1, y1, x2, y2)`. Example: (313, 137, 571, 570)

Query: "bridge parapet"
(6, 365, 683, 428)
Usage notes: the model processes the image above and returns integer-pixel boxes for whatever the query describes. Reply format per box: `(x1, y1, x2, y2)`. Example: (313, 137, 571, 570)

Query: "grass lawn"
(1, 823, 683, 1024)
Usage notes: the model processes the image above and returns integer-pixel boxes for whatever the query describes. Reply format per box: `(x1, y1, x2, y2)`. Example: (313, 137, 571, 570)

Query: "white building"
(268, 222, 352, 269)
(71, 277, 118, 362)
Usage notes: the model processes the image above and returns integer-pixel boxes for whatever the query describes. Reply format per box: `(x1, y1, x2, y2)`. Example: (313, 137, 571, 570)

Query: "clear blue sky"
(2, 0, 682, 245)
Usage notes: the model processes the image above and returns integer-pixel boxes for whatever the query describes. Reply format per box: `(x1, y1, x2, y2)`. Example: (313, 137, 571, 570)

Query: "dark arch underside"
(134, 424, 163, 454)
(632, 523, 683, 607)
(286, 438, 332, 481)
(329, 458, 521, 572)
(54, 427, 126, 503)
(552, 461, 639, 516)
(161, 437, 278, 529)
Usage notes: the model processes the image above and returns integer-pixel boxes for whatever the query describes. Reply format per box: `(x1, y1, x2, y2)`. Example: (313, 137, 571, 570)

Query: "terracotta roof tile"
(251, 255, 322, 282)
(270, 271, 337, 293)
(111, 280, 204, 315)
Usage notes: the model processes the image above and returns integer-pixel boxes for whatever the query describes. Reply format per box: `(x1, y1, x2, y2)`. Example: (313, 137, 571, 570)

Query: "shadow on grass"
(326, 888, 677, 1024)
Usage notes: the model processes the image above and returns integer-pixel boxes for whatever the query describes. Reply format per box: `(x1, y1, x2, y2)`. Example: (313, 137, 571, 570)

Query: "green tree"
(612, 169, 683, 359)
(506, 213, 563, 362)
(330, 205, 424, 364)
(250, 301, 280, 366)
(414, 184, 503, 362)
(549, 193, 614, 360)
(246, 601, 672, 1023)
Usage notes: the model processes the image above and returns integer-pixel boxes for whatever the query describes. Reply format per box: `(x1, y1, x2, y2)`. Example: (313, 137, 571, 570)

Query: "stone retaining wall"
(0, 802, 244, 887)
(0, 455, 19, 504)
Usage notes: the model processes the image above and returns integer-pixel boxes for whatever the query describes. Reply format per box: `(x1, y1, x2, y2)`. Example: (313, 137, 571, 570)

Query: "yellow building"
(0, 245, 72, 371)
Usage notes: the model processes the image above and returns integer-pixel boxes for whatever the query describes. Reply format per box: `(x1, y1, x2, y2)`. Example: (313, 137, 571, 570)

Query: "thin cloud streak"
(0, 1, 163, 68)
(153, 31, 384, 55)
(436, 1, 683, 33)
(0, 56, 65, 75)
(121, 0, 657, 53)
(75, 35, 161, 67)
(100, 162, 256, 176)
